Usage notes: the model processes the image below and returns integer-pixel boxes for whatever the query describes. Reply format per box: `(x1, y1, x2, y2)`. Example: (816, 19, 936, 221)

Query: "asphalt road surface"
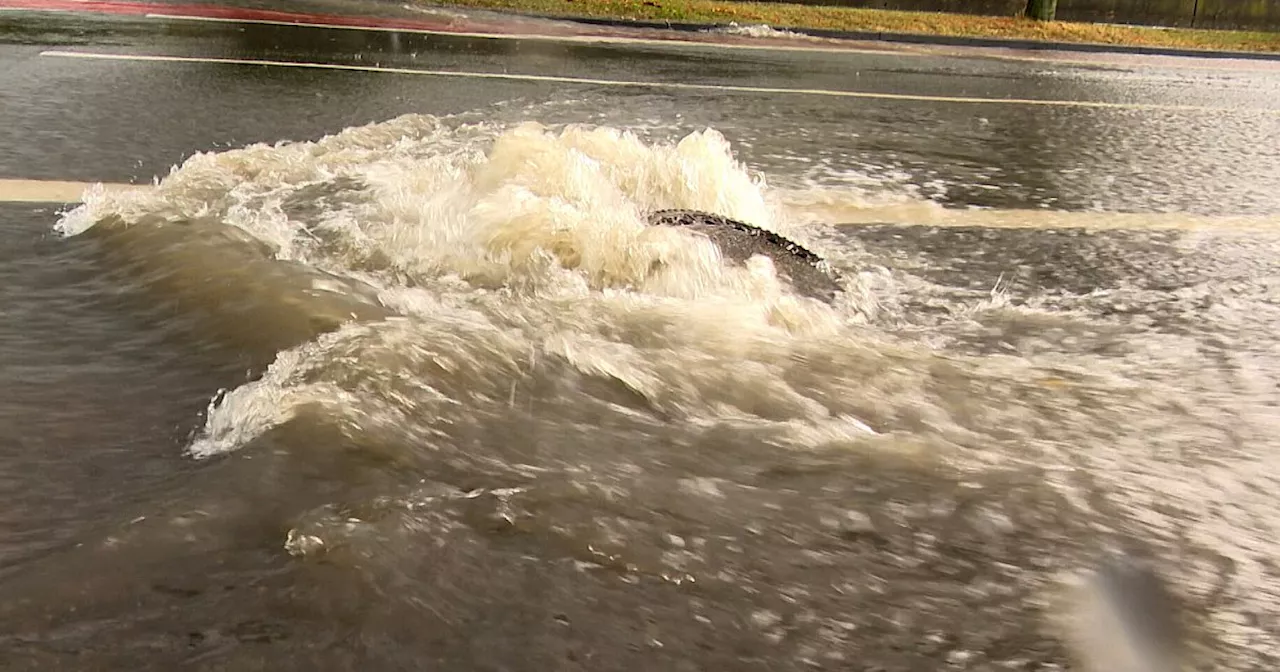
(2, 3, 1279, 671)
(3, 0, 1279, 212)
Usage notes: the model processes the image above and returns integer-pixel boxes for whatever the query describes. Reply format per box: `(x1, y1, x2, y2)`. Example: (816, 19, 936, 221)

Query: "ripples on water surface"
(2, 106, 1279, 670)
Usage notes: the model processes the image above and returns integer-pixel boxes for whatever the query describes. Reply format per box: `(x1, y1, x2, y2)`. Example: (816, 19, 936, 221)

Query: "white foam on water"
(708, 22, 821, 41)
(57, 112, 909, 459)
(59, 111, 1274, 467)
(61, 116, 813, 291)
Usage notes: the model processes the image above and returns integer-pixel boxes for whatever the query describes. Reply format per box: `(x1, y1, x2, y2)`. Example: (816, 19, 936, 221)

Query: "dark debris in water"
(649, 209, 844, 302)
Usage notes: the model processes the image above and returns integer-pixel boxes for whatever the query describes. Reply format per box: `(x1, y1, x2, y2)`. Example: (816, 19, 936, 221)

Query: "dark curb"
(455, 6, 1280, 61)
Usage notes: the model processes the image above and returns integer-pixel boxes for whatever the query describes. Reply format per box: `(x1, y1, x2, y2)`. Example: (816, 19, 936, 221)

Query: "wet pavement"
(2, 0, 1279, 212)
(1, 3, 1280, 672)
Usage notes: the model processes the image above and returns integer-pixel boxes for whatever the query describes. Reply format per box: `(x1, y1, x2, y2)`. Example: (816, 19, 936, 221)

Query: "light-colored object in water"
(1062, 551, 1185, 672)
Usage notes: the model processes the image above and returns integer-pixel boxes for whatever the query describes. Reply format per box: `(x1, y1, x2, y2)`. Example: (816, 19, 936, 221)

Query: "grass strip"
(423, 0, 1280, 53)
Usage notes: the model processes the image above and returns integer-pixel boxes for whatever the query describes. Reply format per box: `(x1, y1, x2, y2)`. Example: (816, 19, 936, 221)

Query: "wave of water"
(45, 110, 1280, 670)
(58, 115, 889, 455)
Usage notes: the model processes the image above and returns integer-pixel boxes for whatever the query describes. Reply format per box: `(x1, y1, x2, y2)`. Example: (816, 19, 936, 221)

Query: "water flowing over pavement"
(1, 3, 1280, 670)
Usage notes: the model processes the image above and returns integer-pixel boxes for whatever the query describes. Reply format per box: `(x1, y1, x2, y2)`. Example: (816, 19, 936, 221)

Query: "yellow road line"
(0, 179, 139, 203)
(8, 179, 1273, 232)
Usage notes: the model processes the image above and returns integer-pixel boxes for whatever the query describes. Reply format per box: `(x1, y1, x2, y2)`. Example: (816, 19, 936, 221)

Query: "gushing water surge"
(17, 111, 1280, 671)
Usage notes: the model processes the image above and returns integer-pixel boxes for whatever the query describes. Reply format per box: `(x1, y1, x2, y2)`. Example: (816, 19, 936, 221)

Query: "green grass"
(422, 0, 1280, 53)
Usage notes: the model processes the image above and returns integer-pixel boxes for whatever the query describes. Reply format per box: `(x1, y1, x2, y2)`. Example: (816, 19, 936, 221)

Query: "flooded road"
(1, 4, 1279, 670)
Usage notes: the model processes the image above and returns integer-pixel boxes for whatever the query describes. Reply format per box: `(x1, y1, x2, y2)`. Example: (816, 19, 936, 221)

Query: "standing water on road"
(3, 102, 1280, 670)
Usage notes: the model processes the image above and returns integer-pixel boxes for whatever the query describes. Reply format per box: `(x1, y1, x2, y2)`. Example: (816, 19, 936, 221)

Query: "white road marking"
(4, 2, 1274, 71)
(141, 11, 1280, 72)
(142, 12, 906, 57)
(40, 49, 1277, 113)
